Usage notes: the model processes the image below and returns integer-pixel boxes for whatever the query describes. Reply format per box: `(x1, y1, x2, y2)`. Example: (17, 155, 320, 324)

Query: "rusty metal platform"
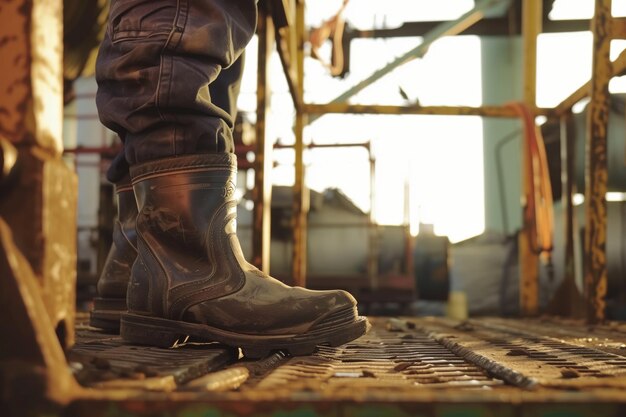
(63, 315, 626, 416)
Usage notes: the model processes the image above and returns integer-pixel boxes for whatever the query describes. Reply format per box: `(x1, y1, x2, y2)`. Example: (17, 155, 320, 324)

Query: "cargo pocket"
(110, 1, 177, 43)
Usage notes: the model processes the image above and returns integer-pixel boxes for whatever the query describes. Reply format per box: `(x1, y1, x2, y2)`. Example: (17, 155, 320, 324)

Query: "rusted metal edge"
(584, 0, 612, 324)
(428, 331, 538, 389)
(303, 103, 545, 117)
(0, 218, 80, 405)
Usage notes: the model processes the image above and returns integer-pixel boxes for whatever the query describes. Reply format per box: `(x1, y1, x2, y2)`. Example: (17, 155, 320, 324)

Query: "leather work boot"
(120, 154, 370, 358)
(90, 176, 138, 332)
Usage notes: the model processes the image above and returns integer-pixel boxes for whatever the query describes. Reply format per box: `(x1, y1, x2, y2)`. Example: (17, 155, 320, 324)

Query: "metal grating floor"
(65, 314, 626, 416)
(238, 319, 504, 397)
(417, 317, 626, 389)
(69, 318, 237, 389)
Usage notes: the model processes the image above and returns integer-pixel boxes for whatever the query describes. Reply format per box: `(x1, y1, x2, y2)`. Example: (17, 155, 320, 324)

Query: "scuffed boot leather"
(120, 154, 369, 357)
(90, 176, 138, 332)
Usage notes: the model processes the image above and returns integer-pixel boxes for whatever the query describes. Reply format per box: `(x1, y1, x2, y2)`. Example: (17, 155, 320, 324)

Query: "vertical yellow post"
(519, 0, 542, 315)
(519, 0, 543, 316)
(292, 0, 308, 287)
(584, 0, 612, 324)
(252, 8, 274, 273)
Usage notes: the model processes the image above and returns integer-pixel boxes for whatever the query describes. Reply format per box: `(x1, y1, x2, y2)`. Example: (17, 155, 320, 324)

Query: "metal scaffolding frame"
(1, 0, 626, 412)
(254, 0, 626, 321)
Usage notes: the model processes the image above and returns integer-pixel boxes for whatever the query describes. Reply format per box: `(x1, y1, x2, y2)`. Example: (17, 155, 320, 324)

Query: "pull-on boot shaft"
(123, 154, 369, 357)
(90, 177, 138, 331)
(128, 153, 243, 319)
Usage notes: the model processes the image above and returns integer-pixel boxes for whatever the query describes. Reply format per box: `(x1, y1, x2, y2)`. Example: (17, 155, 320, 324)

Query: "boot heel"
(89, 297, 127, 333)
(120, 315, 184, 348)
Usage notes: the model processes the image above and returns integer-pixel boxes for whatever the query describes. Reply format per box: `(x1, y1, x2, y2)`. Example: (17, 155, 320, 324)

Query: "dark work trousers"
(96, 0, 257, 182)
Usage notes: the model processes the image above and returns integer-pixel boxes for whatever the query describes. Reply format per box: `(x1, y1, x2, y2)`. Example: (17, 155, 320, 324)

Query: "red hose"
(506, 102, 554, 262)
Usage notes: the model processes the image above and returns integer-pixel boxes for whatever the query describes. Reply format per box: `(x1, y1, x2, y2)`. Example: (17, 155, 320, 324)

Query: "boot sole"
(89, 297, 126, 333)
(120, 309, 370, 358)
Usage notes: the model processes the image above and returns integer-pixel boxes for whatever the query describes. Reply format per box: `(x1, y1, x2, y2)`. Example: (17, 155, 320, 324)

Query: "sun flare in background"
(237, 0, 626, 244)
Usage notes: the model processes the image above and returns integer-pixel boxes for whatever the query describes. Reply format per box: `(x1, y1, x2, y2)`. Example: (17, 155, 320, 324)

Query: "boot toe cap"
(308, 290, 360, 331)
